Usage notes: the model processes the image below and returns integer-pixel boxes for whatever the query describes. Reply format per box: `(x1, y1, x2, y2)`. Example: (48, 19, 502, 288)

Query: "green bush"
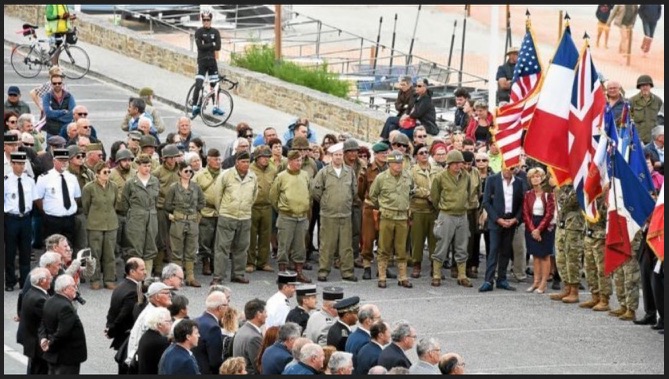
(230, 44, 350, 98)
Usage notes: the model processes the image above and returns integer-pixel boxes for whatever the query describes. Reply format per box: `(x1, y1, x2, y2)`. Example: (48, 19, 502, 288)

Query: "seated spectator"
(219, 357, 247, 375)
(465, 99, 494, 145)
(4, 86, 31, 116)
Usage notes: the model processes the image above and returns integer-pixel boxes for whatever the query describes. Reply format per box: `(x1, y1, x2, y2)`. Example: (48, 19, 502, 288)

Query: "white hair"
(30, 267, 51, 286)
(299, 343, 323, 363)
(39, 252, 62, 268)
(205, 290, 227, 310)
(54, 274, 74, 293)
(145, 306, 171, 332)
(328, 351, 353, 373)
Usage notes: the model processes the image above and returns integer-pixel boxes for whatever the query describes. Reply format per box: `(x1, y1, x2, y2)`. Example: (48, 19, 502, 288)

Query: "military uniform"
(266, 272, 299, 328)
(304, 286, 343, 345)
(109, 151, 136, 259)
(359, 151, 389, 274)
(68, 150, 95, 253)
(82, 178, 119, 287)
(286, 284, 317, 331)
(409, 162, 437, 274)
(152, 161, 180, 273)
(610, 230, 642, 320)
(580, 196, 613, 310)
(630, 91, 663, 144)
(193, 166, 221, 274)
(248, 157, 277, 271)
(346, 156, 366, 260)
(326, 296, 359, 351)
(120, 172, 160, 273)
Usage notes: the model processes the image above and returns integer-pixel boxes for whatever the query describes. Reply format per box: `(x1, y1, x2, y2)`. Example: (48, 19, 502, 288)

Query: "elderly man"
(354, 320, 391, 375)
(126, 282, 173, 366)
(327, 296, 360, 351)
(439, 352, 465, 375)
(644, 125, 664, 170)
(19, 267, 52, 374)
(282, 342, 324, 374)
(222, 137, 250, 169)
(410, 338, 442, 374)
(345, 303, 381, 360)
(5, 86, 31, 115)
(377, 320, 415, 370)
(233, 298, 267, 374)
(605, 80, 627, 127)
(305, 286, 343, 346)
(174, 117, 198, 152)
(631, 75, 663, 144)
(329, 351, 354, 375)
(193, 291, 228, 374)
(61, 106, 98, 142)
(261, 322, 302, 374)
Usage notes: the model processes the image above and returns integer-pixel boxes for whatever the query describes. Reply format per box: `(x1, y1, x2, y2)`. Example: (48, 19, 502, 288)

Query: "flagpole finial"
(525, 9, 530, 17)
(564, 12, 570, 20)
(583, 31, 590, 40)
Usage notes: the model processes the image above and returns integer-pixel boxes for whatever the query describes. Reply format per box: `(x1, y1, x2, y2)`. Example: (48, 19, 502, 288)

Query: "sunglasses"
(202, 18, 211, 21)
(8, 94, 18, 97)
(51, 81, 63, 85)
(475, 159, 488, 162)
(77, 112, 88, 117)
(23, 142, 34, 147)
(74, 154, 85, 159)
(393, 143, 408, 148)
(183, 169, 193, 174)
(245, 134, 253, 138)
(8, 120, 17, 124)
(417, 151, 429, 155)
(100, 169, 111, 175)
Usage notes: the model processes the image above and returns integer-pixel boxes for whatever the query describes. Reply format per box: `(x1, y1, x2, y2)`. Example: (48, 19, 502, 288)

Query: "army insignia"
(51, 187, 56, 195)
(11, 193, 16, 199)
(342, 329, 349, 337)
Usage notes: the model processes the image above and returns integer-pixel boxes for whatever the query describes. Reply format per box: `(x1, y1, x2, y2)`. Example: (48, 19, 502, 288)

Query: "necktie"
(61, 174, 71, 210)
(17, 177, 26, 214)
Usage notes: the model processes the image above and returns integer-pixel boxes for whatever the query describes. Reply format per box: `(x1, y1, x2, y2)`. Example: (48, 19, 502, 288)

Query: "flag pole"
(488, 4, 500, 106)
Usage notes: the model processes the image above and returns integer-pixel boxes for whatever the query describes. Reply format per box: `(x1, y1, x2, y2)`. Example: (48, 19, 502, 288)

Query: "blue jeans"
(642, 19, 658, 38)
(484, 224, 516, 283)
(380, 116, 400, 139)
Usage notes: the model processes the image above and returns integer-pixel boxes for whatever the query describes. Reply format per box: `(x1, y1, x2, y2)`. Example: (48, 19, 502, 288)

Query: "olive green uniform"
(270, 168, 311, 265)
(164, 181, 205, 265)
(110, 165, 136, 259)
(152, 163, 179, 272)
(120, 174, 160, 270)
(249, 162, 277, 269)
(630, 92, 663, 144)
(194, 167, 221, 266)
(583, 197, 612, 297)
(82, 180, 119, 285)
(358, 160, 387, 268)
(347, 158, 366, 258)
(68, 165, 94, 252)
(555, 185, 585, 285)
(430, 168, 471, 267)
(409, 164, 437, 265)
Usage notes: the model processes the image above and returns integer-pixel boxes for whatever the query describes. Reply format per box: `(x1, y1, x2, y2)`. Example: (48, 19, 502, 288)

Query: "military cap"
(277, 271, 300, 285)
(254, 145, 272, 158)
(328, 142, 344, 154)
(343, 139, 360, 152)
(128, 131, 143, 141)
(53, 148, 70, 159)
(334, 296, 360, 313)
(287, 150, 302, 160)
(67, 145, 82, 159)
(322, 286, 344, 301)
(236, 151, 251, 161)
(372, 142, 389, 153)
(161, 144, 181, 158)
(47, 135, 67, 147)
(140, 135, 157, 148)
(392, 133, 411, 146)
(296, 284, 318, 297)
(10, 151, 27, 162)
(4, 132, 19, 144)
(207, 148, 221, 157)
(115, 149, 135, 162)
(292, 136, 310, 150)
(86, 143, 103, 152)
(386, 150, 404, 163)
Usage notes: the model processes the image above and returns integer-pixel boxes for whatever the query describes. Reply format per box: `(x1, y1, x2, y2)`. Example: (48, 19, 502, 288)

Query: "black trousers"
(4, 214, 33, 288)
(42, 214, 75, 249)
(638, 242, 657, 318)
(48, 363, 80, 374)
(652, 261, 664, 323)
(28, 355, 49, 375)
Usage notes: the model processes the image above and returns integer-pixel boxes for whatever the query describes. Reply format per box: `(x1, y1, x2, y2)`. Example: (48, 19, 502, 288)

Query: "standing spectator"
(606, 5, 639, 59)
(595, 4, 614, 48)
(219, 357, 248, 375)
(328, 351, 354, 375)
(29, 66, 66, 114)
(106, 140, 127, 169)
(39, 274, 87, 374)
(82, 162, 119, 290)
(377, 320, 415, 370)
(496, 47, 519, 105)
(222, 137, 251, 169)
(136, 307, 172, 374)
(158, 319, 201, 374)
(630, 75, 663, 144)
(320, 134, 337, 165)
(18, 113, 44, 153)
(121, 88, 165, 134)
(194, 148, 222, 276)
(41, 72, 74, 139)
(127, 282, 174, 365)
(5, 86, 31, 116)
(190, 9, 223, 117)
(638, 5, 662, 54)
(409, 338, 442, 374)
(261, 322, 302, 374)
(247, 146, 277, 273)
(345, 304, 381, 364)
(605, 80, 627, 127)
(165, 161, 205, 287)
(409, 143, 436, 279)
(19, 267, 52, 374)
(438, 353, 466, 375)
(5, 111, 19, 132)
(266, 272, 299, 327)
(174, 117, 198, 152)
(252, 126, 280, 147)
(255, 326, 280, 374)
(232, 298, 267, 375)
(282, 343, 324, 374)
(487, 142, 503, 173)
(188, 137, 207, 166)
(286, 284, 318, 332)
(326, 296, 360, 351)
(353, 320, 391, 375)
(193, 291, 228, 374)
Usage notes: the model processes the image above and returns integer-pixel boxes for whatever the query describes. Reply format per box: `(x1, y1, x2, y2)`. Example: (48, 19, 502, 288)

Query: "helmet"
(343, 139, 360, 152)
(161, 144, 181, 159)
(292, 136, 310, 150)
(140, 135, 157, 148)
(201, 10, 213, 20)
(115, 149, 135, 163)
(445, 150, 465, 165)
(636, 74, 654, 89)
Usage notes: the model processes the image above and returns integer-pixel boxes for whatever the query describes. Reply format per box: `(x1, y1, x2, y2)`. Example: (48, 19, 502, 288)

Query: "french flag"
(524, 25, 579, 173)
(583, 106, 616, 222)
(646, 183, 664, 262)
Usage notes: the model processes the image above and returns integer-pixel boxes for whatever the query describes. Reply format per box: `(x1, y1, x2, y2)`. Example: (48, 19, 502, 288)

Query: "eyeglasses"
(417, 151, 429, 155)
(202, 18, 211, 21)
(51, 81, 63, 85)
(8, 120, 17, 124)
(475, 159, 488, 162)
(100, 169, 111, 175)
(77, 112, 88, 117)
(415, 134, 426, 138)
(393, 143, 408, 148)
(219, 303, 229, 308)
(408, 334, 418, 339)
(159, 291, 172, 296)
(23, 142, 34, 147)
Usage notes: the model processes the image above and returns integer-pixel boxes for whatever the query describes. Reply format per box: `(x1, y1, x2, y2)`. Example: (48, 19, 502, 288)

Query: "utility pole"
(274, 5, 282, 61)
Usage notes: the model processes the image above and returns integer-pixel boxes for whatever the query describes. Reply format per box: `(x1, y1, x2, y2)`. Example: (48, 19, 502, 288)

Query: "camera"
(77, 248, 92, 267)
(74, 291, 86, 305)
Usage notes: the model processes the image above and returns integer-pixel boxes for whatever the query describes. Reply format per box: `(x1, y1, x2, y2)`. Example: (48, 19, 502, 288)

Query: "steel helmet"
(115, 149, 135, 163)
(445, 150, 465, 165)
(636, 74, 654, 89)
(161, 144, 181, 159)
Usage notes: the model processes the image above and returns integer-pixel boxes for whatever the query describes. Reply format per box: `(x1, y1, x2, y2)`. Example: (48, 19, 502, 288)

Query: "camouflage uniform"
(581, 197, 613, 309)
(611, 231, 642, 317)
(555, 185, 584, 285)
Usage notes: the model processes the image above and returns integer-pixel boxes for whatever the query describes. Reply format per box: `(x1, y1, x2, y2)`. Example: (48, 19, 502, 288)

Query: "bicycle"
(10, 23, 90, 80)
(185, 75, 238, 127)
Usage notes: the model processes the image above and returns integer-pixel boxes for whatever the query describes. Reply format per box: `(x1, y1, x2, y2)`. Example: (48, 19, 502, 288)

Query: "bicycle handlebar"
(220, 77, 239, 91)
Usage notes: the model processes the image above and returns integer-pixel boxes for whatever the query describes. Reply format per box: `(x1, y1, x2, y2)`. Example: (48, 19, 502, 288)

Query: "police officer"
(286, 284, 318, 331)
(194, 148, 222, 276)
(247, 146, 277, 273)
(35, 148, 80, 247)
(152, 144, 181, 276)
(4, 131, 35, 179)
(4, 151, 37, 291)
(549, 184, 585, 304)
(580, 194, 613, 311)
(327, 296, 360, 351)
(305, 286, 343, 346)
(266, 271, 299, 328)
(368, 150, 414, 288)
(67, 145, 94, 253)
(311, 142, 358, 282)
(121, 154, 160, 276)
(110, 149, 136, 259)
(165, 161, 205, 287)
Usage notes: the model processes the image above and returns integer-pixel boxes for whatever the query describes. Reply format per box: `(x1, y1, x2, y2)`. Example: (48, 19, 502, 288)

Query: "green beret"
(372, 142, 389, 153)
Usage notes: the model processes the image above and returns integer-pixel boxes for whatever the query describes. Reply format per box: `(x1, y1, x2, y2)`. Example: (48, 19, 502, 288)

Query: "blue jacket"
(377, 342, 412, 370)
(282, 361, 319, 375)
(42, 90, 75, 135)
(345, 327, 370, 367)
(261, 341, 293, 375)
(158, 343, 200, 375)
(192, 312, 223, 374)
(354, 341, 382, 375)
(483, 172, 527, 230)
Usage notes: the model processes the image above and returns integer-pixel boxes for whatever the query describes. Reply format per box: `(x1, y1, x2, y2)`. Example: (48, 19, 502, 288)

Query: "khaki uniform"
(358, 160, 387, 268)
(194, 167, 221, 264)
(164, 181, 205, 264)
(120, 174, 160, 267)
(110, 166, 136, 258)
(249, 162, 277, 268)
(583, 197, 612, 297)
(131, 156, 159, 172)
(68, 165, 95, 252)
(347, 158, 366, 258)
(630, 92, 663, 144)
(368, 169, 413, 281)
(270, 169, 311, 264)
(82, 180, 119, 285)
(613, 230, 642, 311)
(555, 185, 585, 285)
(152, 164, 179, 271)
(311, 164, 357, 278)
(409, 164, 437, 265)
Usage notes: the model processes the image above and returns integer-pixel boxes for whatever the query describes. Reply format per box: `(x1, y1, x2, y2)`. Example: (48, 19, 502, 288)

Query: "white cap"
(147, 282, 174, 297)
(328, 142, 344, 154)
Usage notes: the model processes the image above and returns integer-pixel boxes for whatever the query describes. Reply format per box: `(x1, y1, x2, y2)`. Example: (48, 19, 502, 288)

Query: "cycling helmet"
(201, 10, 213, 20)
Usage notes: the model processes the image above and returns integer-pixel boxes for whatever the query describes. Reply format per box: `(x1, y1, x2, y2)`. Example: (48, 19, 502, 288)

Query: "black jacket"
(19, 286, 49, 359)
(39, 293, 88, 365)
(377, 342, 412, 370)
(106, 278, 141, 350)
(137, 329, 170, 374)
(409, 91, 438, 135)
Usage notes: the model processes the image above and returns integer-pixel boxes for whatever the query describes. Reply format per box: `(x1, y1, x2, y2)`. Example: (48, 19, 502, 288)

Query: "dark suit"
(39, 293, 87, 374)
(158, 343, 200, 375)
(326, 320, 351, 351)
(286, 306, 310, 332)
(232, 321, 263, 374)
(261, 341, 293, 375)
(193, 312, 223, 374)
(19, 286, 50, 374)
(345, 327, 370, 368)
(354, 341, 382, 375)
(106, 278, 140, 349)
(137, 329, 170, 374)
(377, 342, 412, 370)
(483, 172, 526, 284)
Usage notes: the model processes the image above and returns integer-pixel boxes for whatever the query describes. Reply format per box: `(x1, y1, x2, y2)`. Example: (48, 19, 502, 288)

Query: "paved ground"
(3, 9, 665, 376)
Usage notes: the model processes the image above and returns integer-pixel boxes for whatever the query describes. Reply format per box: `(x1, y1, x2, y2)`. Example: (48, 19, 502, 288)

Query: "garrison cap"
(296, 284, 318, 297)
(386, 150, 404, 163)
(334, 296, 360, 313)
(4, 132, 19, 144)
(53, 148, 70, 159)
(10, 151, 27, 162)
(277, 271, 300, 285)
(322, 286, 344, 301)
(86, 143, 103, 152)
(372, 142, 389, 153)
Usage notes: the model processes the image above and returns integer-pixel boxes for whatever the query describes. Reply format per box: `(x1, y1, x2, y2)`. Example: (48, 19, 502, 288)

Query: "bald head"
(439, 352, 465, 375)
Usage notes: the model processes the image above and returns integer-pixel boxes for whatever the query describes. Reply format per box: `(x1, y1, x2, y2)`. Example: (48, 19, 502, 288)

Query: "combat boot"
(456, 262, 472, 287)
(397, 262, 413, 288)
(411, 263, 421, 279)
(450, 264, 458, 279)
(202, 257, 212, 275)
(431, 260, 443, 287)
(608, 305, 627, 317)
(184, 262, 201, 288)
(549, 284, 570, 301)
(592, 295, 611, 312)
(619, 309, 636, 321)
(561, 284, 580, 303)
(377, 260, 388, 288)
(153, 251, 165, 277)
(295, 263, 312, 283)
(579, 293, 600, 309)
(278, 263, 287, 272)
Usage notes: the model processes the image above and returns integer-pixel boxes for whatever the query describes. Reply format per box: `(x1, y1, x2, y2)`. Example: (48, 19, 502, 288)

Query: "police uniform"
(266, 272, 299, 327)
(4, 151, 37, 291)
(286, 284, 317, 331)
(304, 286, 343, 346)
(4, 132, 34, 179)
(326, 296, 360, 351)
(35, 148, 81, 246)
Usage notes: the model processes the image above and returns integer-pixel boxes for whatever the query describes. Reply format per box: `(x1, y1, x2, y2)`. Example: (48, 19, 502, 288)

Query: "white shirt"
(4, 171, 37, 215)
(532, 196, 544, 216)
(35, 168, 81, 216)
(265, 291, 291, 328)
(502, 176, 515, 214)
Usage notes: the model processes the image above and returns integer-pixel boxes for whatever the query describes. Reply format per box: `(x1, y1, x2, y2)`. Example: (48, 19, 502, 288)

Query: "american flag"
(493, 22, 542, 169)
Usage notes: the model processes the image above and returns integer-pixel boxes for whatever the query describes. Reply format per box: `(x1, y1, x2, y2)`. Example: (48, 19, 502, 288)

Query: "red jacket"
(522, 190, 555, 233)
(465, 111, 494, 141)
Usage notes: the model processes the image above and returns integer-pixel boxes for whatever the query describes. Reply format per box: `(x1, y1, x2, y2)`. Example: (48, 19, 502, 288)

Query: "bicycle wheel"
(184, 83, 202, 118)
(200, 88, 234, 127)
(10, 44, 43, 78)
(58, 45, 90, 79)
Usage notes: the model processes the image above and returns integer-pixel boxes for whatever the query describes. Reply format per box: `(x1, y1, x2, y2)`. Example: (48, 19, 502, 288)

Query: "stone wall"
(4, 5, 386, 141)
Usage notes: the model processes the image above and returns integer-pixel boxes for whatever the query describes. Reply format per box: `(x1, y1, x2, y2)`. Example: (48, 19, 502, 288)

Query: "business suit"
(193, 311, 223, 374)
(158, 343, 200, 374)
(345, 327, 370, 368)
(354, 341, 383, 375)
(286, 306, 310, 332)
(136, 328, 170, 374)
(19, 286, 50, 374)
(327, 319, 351, 351)
(39, 293, 87, 374)
(261, 341, 293, 375)
(482, 172, 526, 284)
(377, 342, 412, 370)
(106, 278, 140, 350)
(232, 321, 263, 374)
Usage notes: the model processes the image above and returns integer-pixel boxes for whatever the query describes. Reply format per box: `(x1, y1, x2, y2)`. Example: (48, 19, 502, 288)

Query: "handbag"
(65, 26, 78, 44)
(399, 117, 417, 130)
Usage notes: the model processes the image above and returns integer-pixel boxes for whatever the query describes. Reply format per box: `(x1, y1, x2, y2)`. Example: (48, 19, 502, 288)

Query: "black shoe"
(651, 320, 664, 330)
(551, 281, 561, 290)
(659, 330, 664, 335)
(633, 314, 657, 326)
(5, 284, 15, 292)
(342, 275, 358, 282)
(496, 281, 517, 291)
(362, 268, 372, 280)
(578, 282, 585, 290)
(525, 267, 534, 276)
(302, 262, 313, 271)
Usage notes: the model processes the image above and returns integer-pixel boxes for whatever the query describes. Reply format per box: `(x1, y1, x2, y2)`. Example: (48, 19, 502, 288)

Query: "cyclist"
(44, 4, 77, 64)
(191, 10, 223, 118)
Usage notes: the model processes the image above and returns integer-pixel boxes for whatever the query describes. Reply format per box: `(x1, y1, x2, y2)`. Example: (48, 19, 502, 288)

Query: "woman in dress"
(522, 167, 556, 294)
